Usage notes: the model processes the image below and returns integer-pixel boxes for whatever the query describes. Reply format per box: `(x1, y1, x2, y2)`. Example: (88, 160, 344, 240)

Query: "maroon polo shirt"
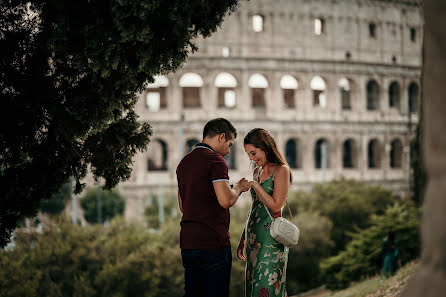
(176, 143, 231, 250)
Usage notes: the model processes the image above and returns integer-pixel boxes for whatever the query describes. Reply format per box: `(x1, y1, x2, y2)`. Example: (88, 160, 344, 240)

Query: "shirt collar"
(194, 142, 215, 153)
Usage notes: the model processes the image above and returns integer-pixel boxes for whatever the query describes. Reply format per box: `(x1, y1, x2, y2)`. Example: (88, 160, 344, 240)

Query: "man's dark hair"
(203, 118, 237, 141)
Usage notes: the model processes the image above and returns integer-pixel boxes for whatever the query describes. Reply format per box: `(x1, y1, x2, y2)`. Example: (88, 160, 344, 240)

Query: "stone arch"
(145, 75, 169, 111)
(339, 77, 352, 110)
(343, 138, 358, 168)
(408, 82, 419, 114)
(368, 138, 381, 168)
(311, 76, 327, 108)
(285, 138, 301, 169)
(224, 142, 237, 170)
(315, 138, 329, 169)
(280, 75, 298, 108)
(249, 73, 269, 108)
(215, 72, 238, 108)
(389, 81, 401, 110)
(390, 138, 403, 168)
(366, 79, 380, 110)
(147, 139, 168, 171)
(179, 73, 204, 108)
(185, 138, 200, 154)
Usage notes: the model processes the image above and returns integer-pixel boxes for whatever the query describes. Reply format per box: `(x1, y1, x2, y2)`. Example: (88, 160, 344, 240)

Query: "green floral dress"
(245, 174, 289, 297)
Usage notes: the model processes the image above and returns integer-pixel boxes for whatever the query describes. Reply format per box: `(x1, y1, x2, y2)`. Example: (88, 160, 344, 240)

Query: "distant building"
(119, 0, 422, 221)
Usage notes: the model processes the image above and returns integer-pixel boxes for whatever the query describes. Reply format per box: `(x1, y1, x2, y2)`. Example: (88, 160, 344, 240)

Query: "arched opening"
(343, 139, 357, 168)
(252, 14, 264, 32)
(179, 73, 203, 108)
(367, 80, 380, 110)
(249, 73, 269, 108)
(389, 81, 401, 109)
(368, 139, 381, 168)
(280, 75, 298, 108)
(339, 78, 352, 110)
(311, 76, 327, 108)
(147, 139, 168, 171)
(145, 76, 169, 111)
(285, 138, 301, 169)
(369, 23, 376, 38)
(185, 138, 200, 154)
(409, 82, 419, 114)
(215, 72, 238, 108)
(315, 138, 329, 169)
(224, 143, 237, 170)
(390, 139, 403, 168)
(314, 18, 325, 35)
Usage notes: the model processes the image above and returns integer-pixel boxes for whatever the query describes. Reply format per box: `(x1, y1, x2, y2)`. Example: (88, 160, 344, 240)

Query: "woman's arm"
(237, 229, 246, 261)
(250, 165, 290, 213)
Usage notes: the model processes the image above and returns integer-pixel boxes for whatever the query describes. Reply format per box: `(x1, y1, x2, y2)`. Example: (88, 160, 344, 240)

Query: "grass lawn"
(293, 261, 418, 297)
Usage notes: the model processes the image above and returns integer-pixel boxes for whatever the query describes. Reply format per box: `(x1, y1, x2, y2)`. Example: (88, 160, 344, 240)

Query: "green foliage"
(286, 212, 334, 294)
(290, 179, 397, 254)
(40, 181, 73, 215)
(0, 217, 184, 297)
(80, 188, 125, 224)
(320, 202, 421, 290)
(0, 181, 418, 296)
(0, 0, 239, 248)
(228, 202, 251, 297)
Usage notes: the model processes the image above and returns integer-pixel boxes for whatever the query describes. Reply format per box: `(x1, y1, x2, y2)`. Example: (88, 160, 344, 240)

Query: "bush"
(286, 212, 334, 294)
(80, 188, 125, 224)
(289, 179, 397, 254)
(40, 181, 73, 215)
(320, 202, 421, 290)
(0, 217, 184, 297)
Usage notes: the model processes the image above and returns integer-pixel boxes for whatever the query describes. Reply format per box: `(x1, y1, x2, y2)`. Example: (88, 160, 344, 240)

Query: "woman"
(237, 128, 292, 297)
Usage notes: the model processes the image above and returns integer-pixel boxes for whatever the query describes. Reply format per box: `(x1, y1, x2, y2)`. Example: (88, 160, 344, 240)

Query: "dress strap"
(271, 165, 278, 180)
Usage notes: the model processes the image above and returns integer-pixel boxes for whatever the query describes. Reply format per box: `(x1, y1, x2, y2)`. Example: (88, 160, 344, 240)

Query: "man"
(176, 118, 250, 297)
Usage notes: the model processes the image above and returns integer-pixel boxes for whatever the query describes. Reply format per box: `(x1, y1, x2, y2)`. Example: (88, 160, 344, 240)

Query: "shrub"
(40, 181, 73, 215)
(80, 188, 125, 224)
(0, 217, 183, 297)
(286, 212, 334, 294)
(320, 202, 421, 290)
(289, 179, 398, 254)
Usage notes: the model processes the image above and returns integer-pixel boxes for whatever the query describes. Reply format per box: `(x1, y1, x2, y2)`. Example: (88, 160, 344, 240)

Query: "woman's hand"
(248, 180, 259, 189)
(237, 239, 246, 261)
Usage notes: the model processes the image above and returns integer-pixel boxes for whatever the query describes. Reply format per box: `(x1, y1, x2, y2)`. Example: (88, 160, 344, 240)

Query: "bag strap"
(258, 165, 294, 220)
(263, 200, 293, 221)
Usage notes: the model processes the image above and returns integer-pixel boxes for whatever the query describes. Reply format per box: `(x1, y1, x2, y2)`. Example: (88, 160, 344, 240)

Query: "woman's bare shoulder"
(274, 165, 290, 178)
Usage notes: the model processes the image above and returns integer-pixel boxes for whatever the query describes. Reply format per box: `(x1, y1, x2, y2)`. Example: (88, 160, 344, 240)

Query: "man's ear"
(218, 133, 226, 143)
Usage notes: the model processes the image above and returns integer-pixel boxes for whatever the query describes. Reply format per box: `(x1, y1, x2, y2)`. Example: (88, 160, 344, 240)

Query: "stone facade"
(118, 0, 423, 221)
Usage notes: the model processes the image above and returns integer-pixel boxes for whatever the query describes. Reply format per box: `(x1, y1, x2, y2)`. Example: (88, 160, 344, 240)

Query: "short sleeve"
(210, 155, 229, 182)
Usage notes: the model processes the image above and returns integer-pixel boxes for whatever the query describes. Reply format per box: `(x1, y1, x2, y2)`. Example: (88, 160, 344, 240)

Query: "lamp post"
(97, 182, 102, 224)
(321, 142, 327, 182)
(407, 102, 413, 195)
(71, 178, 77, 225)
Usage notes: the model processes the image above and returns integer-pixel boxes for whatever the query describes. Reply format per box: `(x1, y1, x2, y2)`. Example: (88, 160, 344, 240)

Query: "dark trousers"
(181, 246, 232, 297)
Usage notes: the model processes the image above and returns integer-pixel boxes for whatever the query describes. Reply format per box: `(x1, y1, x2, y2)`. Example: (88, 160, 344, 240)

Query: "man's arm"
(213, 178, 249, 209)
(177, 189, 183, 213)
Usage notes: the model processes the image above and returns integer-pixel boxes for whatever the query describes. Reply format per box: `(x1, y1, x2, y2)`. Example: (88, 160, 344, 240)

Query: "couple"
(176, 118, 292, 297)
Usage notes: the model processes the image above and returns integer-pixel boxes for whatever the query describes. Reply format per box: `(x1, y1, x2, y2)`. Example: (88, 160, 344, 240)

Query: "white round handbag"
(264, 202, 300, 247)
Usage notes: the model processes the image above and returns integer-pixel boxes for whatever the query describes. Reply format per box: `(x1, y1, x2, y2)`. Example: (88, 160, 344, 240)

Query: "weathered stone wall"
(118, 0, 423, 221)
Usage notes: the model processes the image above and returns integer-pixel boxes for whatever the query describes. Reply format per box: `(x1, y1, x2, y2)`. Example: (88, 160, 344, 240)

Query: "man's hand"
(235, 178, 251, 193)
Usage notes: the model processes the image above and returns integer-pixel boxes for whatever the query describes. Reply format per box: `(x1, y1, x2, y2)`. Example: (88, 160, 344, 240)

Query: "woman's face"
(244, 144, 267, 167)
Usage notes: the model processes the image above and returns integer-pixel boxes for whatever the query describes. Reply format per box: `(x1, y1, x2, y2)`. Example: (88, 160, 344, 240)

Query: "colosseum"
(118, 0, 423, 221)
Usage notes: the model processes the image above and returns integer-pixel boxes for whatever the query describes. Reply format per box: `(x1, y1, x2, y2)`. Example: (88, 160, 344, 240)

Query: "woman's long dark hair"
(244, 128, 293, 183)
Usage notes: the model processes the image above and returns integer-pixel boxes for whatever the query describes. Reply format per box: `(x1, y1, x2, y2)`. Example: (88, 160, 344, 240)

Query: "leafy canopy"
(0, 0, 240, 247)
